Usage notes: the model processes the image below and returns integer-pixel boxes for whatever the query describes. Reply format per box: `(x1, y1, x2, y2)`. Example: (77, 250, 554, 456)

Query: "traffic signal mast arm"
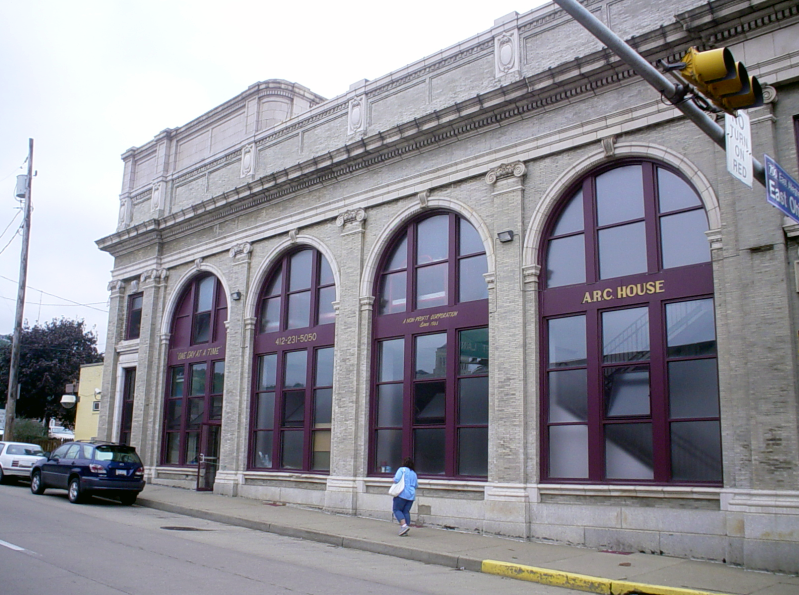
(552, 0, 766, 187)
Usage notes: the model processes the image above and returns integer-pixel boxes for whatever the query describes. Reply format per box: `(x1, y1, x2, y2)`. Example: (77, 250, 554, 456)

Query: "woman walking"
(391, 458, 418, 536)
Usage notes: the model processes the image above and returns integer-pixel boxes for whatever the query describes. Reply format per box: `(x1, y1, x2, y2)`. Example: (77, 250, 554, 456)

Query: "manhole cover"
(160, 526, 211, 532)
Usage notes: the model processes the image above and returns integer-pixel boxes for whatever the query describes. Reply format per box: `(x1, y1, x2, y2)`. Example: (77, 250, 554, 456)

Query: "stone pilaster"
(98, 279, 126, 441)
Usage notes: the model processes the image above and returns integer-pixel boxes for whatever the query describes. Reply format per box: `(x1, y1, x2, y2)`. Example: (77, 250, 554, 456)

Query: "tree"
(1, 318, 102, 430)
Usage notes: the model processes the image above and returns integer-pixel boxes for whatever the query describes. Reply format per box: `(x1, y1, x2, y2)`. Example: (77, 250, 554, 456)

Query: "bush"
(12, 418, 47, 443)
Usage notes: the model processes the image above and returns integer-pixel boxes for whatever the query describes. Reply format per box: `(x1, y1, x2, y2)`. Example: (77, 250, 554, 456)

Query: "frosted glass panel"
(549, 425, 588, 478)
(605, 423, 653, 480)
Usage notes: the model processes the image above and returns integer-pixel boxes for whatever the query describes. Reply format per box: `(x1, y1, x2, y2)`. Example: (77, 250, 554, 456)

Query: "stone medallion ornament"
(494, 29, 520, 78)
(348, 96, 367, 135)
(240, 144, 255, 178)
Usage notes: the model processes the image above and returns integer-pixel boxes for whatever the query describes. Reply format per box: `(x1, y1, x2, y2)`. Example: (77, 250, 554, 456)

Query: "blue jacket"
(393, 466, 418, 501)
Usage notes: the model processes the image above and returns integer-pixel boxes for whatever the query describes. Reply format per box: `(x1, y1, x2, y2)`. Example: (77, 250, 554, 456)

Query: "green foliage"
(0, 318, 102, 425)
(11, 418, 47, 442)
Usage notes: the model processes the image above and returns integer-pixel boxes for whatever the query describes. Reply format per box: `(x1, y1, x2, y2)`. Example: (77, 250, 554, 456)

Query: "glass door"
(196, 424, 220, 491)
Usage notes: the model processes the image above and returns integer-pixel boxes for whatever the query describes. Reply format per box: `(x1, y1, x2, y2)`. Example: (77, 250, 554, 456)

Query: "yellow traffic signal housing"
(679, 47, 764, 113)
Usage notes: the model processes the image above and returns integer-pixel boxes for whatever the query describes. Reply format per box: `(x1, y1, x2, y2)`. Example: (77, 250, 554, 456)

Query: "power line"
(0, 295, 108, 308)
(0, 274, 108, 313)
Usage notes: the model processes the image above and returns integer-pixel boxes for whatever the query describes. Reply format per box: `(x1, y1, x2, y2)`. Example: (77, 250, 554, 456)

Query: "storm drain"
(160, 526, 212, 532)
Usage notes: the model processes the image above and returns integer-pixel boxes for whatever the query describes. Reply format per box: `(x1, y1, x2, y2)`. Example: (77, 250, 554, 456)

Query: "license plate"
(116, 469, 128, 476)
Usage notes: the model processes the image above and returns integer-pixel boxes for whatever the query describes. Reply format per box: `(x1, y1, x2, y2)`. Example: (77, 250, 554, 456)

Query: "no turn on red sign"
(725, 112, 753, 188)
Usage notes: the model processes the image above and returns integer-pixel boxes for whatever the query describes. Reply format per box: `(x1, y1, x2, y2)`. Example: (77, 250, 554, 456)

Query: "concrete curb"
(481, 560, 731, 595)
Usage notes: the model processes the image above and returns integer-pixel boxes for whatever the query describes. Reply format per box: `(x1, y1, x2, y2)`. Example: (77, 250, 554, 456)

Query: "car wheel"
(68, 477, 84, 504)
(30, 471, 45, 495)
(119, 493, 137, 506)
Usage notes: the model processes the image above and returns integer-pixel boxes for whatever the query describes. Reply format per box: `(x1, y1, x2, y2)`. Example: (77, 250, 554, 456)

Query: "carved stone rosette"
(336, 208, 367, 233)
(485, 161, 527, 185)
(347, 95, 367, 136)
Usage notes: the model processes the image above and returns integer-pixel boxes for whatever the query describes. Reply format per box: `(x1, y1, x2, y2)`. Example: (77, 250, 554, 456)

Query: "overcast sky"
(0, 1, 547, 353)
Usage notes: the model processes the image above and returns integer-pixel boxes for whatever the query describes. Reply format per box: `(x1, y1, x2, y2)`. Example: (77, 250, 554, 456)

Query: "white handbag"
(388, 470, 405, 496)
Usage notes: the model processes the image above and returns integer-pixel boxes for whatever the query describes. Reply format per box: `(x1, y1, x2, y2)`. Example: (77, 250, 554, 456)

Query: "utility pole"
(5, 138, 34, 442)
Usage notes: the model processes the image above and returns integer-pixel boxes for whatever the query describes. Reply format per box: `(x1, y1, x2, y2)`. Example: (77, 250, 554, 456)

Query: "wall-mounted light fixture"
(231, 291, 242, 301)
(94, 388, 102, 400)
(497, 230, 515, 243)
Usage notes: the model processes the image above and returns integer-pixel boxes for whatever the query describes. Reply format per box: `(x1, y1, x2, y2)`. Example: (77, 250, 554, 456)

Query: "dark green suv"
(30, 441, 145, 505)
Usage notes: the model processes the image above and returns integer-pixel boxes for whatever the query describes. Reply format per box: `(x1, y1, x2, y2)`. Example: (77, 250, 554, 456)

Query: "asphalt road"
(0, 482, 580, 595)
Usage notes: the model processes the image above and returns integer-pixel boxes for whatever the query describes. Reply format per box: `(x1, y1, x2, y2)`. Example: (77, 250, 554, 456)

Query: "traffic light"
(678, 47, 763, 113)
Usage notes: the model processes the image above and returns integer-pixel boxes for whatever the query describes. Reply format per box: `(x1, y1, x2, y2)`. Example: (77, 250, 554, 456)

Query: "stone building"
(96, 0, 799, 573)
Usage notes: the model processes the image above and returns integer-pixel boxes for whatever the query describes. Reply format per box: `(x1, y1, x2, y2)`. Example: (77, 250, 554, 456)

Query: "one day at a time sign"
(765, 154, 799, 225)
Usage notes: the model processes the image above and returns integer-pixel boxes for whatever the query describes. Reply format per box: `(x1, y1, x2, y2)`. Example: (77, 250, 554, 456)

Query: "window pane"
(458, 377, 488, 425)
(417, 215, 449, 264)
(385, 236, 407, 272)
(319, 256, 334, 286)
(605, 365, 650, 416)
(598, 222, 647, 279)
(259, 297, 281, 334)
(377, 384, 404, 427)
(552, 190, 584, 236)
(165, 433, 181, 464)
(315, 347, 334, 387)
(187, 398, 204, 428)
(170, 367, 185, 397)
(548, 369, 587, 422)
(379, 339, 404, 382)
(287, 291, 311, 329)
(379, 272, 407, 315)
(415, 333, 447, 378)
(416, 263, 448, 309)
(671, 421, 722, 481)
(458, 427, 487, 476)
(549, 425, 588, 478)
(666, 299, 716, 357)
(459, 255, 488, 302)
(194, 312, 211, 343)
(190, 363, 207, 396)
(669, 359, 719, 418)
(549, 316, 587, 367)
(661, 210, 710, 269)
(596, 165, 644, 226)
(546, 234, 586, 288)
(289, 250, 313, 291)
(375, 429, 402, 473)
(658, 168, 701, 213)
(281, 431, 303, 469)
(459, 328, 488, 375)
(312, 430, 331, 471)
(605, 423, 653, 480)
(256, 392, 275, 429)
(197, 276, 214, 312)
(314, 388, 332, 426)
(166, 401, 182, 430)
(318, 286, 336, 325)
(185, 432, 200, 464)
(253, 431, 273, 468)
(210, 396, 223, 420)
(259, 354, 277, 391)
(282, 391, 305, 427)
(212, 361, 225, 394)
(602, 307, 649, 363)
(414, 381, 446, 424)
(284, 351, 307, 388)
(266, 266, 282, 296)
(414, 428, 445, 475)
(459, 219, 484, 255)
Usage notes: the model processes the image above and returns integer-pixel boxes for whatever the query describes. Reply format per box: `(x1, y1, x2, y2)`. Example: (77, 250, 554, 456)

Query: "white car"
(0, 442, 47, 483)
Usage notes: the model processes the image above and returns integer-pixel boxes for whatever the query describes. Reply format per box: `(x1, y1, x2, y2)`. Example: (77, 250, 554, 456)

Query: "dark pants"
(392, 496, 413, 525)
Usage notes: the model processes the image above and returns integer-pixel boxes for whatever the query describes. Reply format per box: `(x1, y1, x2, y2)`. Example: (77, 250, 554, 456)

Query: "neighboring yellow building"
(74, 362, 103, 441)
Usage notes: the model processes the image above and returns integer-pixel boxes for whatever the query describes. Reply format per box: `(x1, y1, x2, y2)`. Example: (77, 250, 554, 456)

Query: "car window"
(52, 444, 71, 459)
(94, 446, 142, 464)
(7, 444, 44, 455)
(0, 443, 5, 454)
(65, 445, 82, 459)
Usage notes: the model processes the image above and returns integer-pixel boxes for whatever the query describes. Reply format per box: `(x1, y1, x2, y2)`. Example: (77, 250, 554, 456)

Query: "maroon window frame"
(371, 212, 489, 479)
(118, 367, 136, 445)
(161, 274, 227, 466)
(249, 248, 335, 473)
(126, 293, 143, 340)
(540, 160, 721, 485)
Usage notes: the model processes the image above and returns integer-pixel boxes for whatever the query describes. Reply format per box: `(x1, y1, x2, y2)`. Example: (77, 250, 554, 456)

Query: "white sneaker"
(399, 525, 410, 536)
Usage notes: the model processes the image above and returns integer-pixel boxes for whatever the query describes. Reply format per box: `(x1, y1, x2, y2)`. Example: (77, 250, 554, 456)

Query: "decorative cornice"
(485, 161, 526, 185)
(174, 149, 242, 185)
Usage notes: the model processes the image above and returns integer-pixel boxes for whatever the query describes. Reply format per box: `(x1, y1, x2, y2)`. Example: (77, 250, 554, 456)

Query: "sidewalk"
(136, 485, 797, 595)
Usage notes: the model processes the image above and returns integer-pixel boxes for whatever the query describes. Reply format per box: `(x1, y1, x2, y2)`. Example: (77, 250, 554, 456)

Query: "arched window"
(372, 212, 489, 478)
(250, 248, 335, 472)
(163, 274, 227, 466)
(541, 161, 720, 484)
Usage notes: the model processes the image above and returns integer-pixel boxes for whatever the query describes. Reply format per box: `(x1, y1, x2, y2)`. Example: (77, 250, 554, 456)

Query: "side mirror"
(42, 452, 50, 458)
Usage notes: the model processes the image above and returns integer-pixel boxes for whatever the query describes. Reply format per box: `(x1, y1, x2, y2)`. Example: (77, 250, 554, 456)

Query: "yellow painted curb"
(481, 560, 729, 595)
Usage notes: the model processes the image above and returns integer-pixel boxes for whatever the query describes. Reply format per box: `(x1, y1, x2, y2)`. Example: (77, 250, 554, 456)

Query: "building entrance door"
(196, 424, 220, 491)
